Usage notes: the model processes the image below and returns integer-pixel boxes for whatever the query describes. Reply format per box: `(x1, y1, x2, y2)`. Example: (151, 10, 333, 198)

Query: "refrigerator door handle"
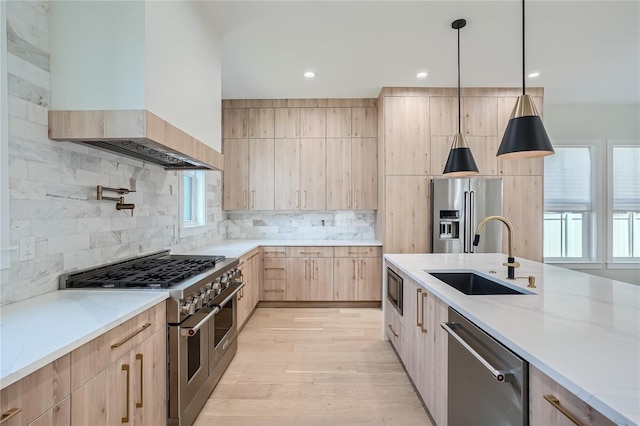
(469, 191, 476, 253)
(464, 191, 471, 253)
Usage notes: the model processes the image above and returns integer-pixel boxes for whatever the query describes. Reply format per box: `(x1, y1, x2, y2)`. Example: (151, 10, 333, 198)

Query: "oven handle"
(216, 281, 246, 309)
(441, 322, 510, 382)
(180, 306, 221, 337)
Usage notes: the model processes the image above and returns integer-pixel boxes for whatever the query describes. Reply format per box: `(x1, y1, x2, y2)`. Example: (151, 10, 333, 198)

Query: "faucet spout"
(473, 215, 519, 279)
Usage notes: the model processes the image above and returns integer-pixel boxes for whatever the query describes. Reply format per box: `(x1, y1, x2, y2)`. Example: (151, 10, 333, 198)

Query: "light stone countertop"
(0, 290, 168, 389)
(384, 253, 639, 426)
(178, 239, 382, 259)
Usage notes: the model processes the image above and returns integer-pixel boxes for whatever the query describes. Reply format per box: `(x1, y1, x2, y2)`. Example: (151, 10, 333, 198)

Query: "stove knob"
(205, 288, 213, 300)
(221, 273, 229, 284)
(180, 301, 193, 315)
(194, 294, 203, 309)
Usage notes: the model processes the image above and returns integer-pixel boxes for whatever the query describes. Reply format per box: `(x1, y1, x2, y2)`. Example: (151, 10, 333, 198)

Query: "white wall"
(145, 2, 222, 150)
(544, 103, 640, 285)
(49, 1, 145, 109)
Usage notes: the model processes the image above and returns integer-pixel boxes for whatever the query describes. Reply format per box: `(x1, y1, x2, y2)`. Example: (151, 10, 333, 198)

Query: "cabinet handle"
(265, 267, 285, 270)
(425, 153, 429, 174)
(249, 119, 254, 137)
(122, 364, 130, 423)
(416, 288, 423, 328)
(387, 324, 399, 338)
(354, 190, 358, 208)
(0, 408, 21, 424)
(295, 119, 300, 137)
(353, 259, 357, 280)
(296, 190, 300, 208)
(242, 119, 247, 137)
(111, 323, 152, 349)
(304, 259, 308, 279)
(347, 190, 351, 209)
(243, 190, 247, 209)
(354, 117, 358, 136)
(251, 190, 255, 209)
(248, 252, 259, 261)
(312, 260, 316, 280)
(348, 250, 368, 255)
(421, 292, 428, 333)
(543, 395, 582, 426)
(360, 260, 365, 279)
(135, 354, 143, 408)
(300, 251, 321, 255)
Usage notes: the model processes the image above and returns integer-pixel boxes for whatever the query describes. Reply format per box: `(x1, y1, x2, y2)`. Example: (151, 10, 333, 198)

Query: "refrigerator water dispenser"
(439, 210, 460, 240)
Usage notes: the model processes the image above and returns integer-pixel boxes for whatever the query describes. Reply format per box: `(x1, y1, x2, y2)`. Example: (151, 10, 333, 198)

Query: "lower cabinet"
(237, 247, 261, 328)
(333, 246, 382, 301)
(529, 365, 615, 426)
(384, 299, 406, 361)
(0, 355, 71, 426)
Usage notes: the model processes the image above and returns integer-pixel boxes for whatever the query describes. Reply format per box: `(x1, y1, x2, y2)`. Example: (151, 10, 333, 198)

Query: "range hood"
(48, 110, 224, 171)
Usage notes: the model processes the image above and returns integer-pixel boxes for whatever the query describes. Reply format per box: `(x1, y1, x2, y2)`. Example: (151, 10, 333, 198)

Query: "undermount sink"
(425, 271, 533, 295)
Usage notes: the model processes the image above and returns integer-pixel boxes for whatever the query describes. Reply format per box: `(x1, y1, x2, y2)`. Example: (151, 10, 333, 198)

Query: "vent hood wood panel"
(48, 110, 223, 171)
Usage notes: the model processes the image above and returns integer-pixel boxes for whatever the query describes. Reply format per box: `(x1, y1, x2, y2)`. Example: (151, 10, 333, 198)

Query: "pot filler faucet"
(473, 215, 520, 279)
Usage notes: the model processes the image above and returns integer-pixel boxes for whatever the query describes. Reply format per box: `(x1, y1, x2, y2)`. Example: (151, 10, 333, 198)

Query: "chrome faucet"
(473, 215, 520, 279)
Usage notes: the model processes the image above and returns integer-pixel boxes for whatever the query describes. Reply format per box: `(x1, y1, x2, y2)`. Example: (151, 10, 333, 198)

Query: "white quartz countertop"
(0, 290, 168, 389)
(177, 239, 382, 259)
(384, 253, 640, 426)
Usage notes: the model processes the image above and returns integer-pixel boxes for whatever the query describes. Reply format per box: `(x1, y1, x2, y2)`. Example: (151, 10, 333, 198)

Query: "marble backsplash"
(225, 211, 375, 240)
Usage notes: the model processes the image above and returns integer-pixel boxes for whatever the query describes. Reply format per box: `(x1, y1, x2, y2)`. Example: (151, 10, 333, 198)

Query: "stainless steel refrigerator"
(431, 178, 503, 253)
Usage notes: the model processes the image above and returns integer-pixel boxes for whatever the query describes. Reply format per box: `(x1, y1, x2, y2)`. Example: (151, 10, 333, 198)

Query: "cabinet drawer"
(264, 258, 286, 279)
(529, 365, 615, 426)
(334, 246, 381, 258)
(263, 246, 286, 258)
(0, 355, 71, 426)
(70, 302, 165, 391)
(286, 246, 334, 258)
(29, 397, 70, 426)
(263, 279, 286, 301)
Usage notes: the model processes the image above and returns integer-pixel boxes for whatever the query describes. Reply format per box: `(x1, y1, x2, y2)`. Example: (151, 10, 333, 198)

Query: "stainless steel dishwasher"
(442, 308, 528, 426)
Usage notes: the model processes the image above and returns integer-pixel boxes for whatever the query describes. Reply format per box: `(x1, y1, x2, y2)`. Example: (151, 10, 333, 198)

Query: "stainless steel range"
(60, 250, 244, 426)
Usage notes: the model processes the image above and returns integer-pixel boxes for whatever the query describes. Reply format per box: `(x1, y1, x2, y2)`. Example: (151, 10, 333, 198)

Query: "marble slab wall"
(0, 1, 225, 306)
(225, 211, 375, 240)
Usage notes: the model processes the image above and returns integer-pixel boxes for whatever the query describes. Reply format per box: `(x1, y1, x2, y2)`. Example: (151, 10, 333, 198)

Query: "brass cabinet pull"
(387, 324, 399, 338)
(122, 364, 130, 423)
(421, 292, 428, 333)
(354, 117, 359, 136)
(243, 190, 247, 208)
(304, 259, 308, 279)
(354, 190, 358, 208)
(347, 190, 351, 209)
(352, 259, 357, 280)
(300, 251, 321, 255)
(251, 190, 255, 208)
(416, 288, 423, 328)
(347, 250, 368, 255)
(111, 323, 152, 349)
(249, 119, 254, 137)
(311, 260, 316, 280)
(360, 260, 365, 279)
(543, 394, 582, 426)
(296, 190, 300, 208)
(0, 408, 21, 424)
(135, 354, 143, 408)
(265, 267, 285, 270)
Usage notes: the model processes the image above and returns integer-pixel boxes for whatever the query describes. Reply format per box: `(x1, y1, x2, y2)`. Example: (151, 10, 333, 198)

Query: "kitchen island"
(384, 253, 639, 426)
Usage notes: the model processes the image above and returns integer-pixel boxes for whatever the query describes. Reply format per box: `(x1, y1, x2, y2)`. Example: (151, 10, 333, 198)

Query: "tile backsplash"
(226, 211, 375, 240)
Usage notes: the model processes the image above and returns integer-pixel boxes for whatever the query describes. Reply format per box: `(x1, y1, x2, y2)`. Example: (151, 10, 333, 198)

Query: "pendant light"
(497, 0, 554, 159)
(443, 19, 479, 177)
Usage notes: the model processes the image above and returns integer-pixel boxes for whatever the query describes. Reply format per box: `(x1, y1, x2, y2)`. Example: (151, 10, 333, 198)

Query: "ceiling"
(203, 1, 639, 105)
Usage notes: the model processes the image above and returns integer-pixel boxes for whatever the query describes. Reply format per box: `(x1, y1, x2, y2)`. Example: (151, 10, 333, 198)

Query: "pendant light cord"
(457, 24, 461, 134)
(522, 0, 526, 95)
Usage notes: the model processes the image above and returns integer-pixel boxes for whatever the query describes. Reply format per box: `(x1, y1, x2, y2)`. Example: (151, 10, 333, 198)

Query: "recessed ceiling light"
(527, 72, 541, 78)
(416, 71, 428, 79)
(304, 71, 316, 79)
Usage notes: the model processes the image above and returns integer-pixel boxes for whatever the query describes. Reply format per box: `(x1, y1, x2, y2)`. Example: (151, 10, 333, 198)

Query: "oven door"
(209, 282, 244, 372)
(168, 307, 216, 419)
(387, 267, 403, 315)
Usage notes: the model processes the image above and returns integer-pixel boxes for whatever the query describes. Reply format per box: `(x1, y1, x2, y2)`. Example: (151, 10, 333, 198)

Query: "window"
(543, 142, 600, 261)
(179, 170, 206, 236)
(609, 141, 640, 261)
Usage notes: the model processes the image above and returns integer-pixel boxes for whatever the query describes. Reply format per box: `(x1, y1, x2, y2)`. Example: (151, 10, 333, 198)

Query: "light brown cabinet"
(223, 108, 274, 139)
(529, 365, 615, 426)
(384, 298, 406, 361)
(237, 248, 261, 328)
(285, 247, 334, 301)
(326, 138, 377, 210)
(326, 107, 377, 138)
(384, 176, 430, 253)
(0, 356, 71, 426)
(333, 246, 382, 301)
(275, 138, 326, 210)
(223, 138, 275, 210)
(70, 304, 166, 426)
(384, 96, 430, 175)
(274, 108, 325, 138)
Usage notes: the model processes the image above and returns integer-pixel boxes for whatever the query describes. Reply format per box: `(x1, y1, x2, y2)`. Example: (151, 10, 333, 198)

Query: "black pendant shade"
(443, 18, 479, 176)
(497, 0, 554, 160)
(444, 134, 479, 176)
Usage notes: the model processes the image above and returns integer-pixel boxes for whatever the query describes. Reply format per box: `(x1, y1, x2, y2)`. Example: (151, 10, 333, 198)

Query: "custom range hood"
(49, 110, 224, 171)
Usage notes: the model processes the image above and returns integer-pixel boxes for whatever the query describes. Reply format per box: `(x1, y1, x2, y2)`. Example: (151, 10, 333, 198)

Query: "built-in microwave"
(386, 267, 403, 315)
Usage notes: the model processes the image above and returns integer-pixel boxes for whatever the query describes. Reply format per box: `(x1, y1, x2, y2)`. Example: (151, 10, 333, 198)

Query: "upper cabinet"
(384, 96, 430, 175)
(223, 99, 377, 211)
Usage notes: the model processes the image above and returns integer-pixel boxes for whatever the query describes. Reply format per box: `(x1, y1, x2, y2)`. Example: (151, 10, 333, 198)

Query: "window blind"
(544, 147, 592, 211)
(612, 145, 640, 211)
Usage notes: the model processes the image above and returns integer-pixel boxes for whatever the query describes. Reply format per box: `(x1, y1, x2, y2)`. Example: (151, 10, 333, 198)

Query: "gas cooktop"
(60, 251, 226, 289)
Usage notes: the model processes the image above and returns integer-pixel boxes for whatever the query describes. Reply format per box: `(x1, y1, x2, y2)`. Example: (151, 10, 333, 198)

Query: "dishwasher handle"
(441, 322, 510, 382)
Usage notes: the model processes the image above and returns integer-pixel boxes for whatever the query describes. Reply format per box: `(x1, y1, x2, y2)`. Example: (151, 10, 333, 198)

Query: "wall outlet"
(20, 236, 36, 261)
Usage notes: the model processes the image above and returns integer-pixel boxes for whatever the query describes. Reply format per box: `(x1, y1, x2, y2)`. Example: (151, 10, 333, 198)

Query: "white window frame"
(179, 170, 207, 237)
(607, 139, 640, 267)
(543, 140, 604, 265)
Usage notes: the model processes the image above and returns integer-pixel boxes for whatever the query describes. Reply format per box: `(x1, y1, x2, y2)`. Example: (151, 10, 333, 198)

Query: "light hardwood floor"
(194, 307, 432, 426)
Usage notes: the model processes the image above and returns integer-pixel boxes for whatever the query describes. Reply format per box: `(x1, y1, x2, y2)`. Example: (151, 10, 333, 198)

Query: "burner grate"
(68, 256, 223, 288)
